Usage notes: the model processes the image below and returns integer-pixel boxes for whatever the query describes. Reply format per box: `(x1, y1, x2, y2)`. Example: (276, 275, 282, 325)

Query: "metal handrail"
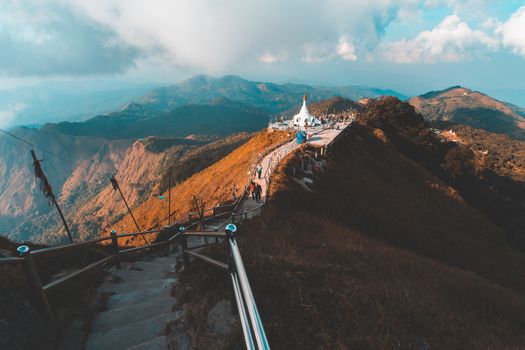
(115, 229, 162, 239)
(228, 231, 270, 350)
(43, 255, 114, 291)
(31, 237, 112, 257)
(231, 272, 256, 350)
(0, 256, 25, 265)
(232, 204, 264, 217)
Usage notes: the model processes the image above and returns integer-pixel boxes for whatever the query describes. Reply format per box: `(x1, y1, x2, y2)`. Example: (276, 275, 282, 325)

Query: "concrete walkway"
(241, 121, 352, 215)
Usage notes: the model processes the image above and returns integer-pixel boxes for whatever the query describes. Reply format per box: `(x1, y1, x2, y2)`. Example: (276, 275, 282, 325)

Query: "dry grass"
(181, 123, 525, 349)
(109, 129, 292, 246)
(237, 213, 525, 349)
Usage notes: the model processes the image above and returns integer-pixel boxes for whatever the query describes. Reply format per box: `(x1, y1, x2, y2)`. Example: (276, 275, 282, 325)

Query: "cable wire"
(0, 127, 121, 184)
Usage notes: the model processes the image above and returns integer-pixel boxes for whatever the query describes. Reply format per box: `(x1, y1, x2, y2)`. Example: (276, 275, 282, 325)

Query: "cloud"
(0, 103, 26, 129)
(64, 0, 419, 72)
(258, 52, 287, 64)
(497, 6, 525, 56)
(337, 36, 358, 61)
(381, 14, 497, 63)
(0, 0, 138, 77)
(1, 0, 521, 78)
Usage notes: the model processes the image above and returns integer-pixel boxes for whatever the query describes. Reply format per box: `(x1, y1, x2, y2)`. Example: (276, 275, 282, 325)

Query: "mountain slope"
(363, 96, 525, 249)
(108, 130, 291, 242)
(6, 133, 251, 243)
(308, 96, 364, 115)
(0, 127, 131, 240)
(409, 86, 525, 139)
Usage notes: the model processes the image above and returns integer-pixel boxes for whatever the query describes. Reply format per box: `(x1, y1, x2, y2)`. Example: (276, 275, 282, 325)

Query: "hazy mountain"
(137, 74, 407, 114)
(2, 74, 405, 131)
(409, 86, 525, 140)
(42, 98, 268, 139)
(0, 81, 158, 128)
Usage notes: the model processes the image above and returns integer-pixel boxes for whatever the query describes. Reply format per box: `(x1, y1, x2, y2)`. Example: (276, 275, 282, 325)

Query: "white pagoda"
(293, 92, 320, 128)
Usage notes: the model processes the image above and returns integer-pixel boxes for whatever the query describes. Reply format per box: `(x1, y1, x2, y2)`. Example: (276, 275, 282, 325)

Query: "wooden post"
(110, 176, 148, 246)
(180, 227, 190, 269)
(30, 150, 74, 244)
(168, 170, 172, 226)
(110, 230, 121, 269)
(17, 245, 55, 323)
(163, 227, 170, 256)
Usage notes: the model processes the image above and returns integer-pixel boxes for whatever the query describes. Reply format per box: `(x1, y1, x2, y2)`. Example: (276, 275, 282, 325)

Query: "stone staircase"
(85, 251, 191, 350)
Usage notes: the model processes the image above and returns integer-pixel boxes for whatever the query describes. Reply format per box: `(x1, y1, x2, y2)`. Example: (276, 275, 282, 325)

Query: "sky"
(1, 0, 525, 127)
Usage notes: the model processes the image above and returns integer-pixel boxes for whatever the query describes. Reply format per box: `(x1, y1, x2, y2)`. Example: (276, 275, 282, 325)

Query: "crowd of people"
(269, 109, 356, 132)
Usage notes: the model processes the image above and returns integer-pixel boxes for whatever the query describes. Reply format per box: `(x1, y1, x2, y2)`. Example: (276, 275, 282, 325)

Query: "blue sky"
(1, 0, 525, 126)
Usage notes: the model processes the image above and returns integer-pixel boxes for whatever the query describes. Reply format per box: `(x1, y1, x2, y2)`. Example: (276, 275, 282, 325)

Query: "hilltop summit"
(410, 86, 525, 139)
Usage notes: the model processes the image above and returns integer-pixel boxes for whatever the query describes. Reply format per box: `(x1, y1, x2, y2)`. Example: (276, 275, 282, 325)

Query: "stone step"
(98, 278, 176, 294)
(132, 261, 177, 274)
(126, 336, 170, 350)
(110, 269, 168, 282)
(108, 262, 134, 273)
(126, 330, 192, 350)
(150, 256, 180, 264)
(86, 312, 182, 350)
(107, 287, 174, 309)
(91, 298, 177, 332)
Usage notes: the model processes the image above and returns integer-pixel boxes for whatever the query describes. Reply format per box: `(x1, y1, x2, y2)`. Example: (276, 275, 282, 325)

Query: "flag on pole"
(32, 152, 54, 203)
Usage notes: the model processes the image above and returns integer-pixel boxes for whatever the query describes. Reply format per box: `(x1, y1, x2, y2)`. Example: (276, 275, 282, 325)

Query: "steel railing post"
(110, 230, 121, 269)
(225, 226, 238, 315)
(17, 245, 55, 324)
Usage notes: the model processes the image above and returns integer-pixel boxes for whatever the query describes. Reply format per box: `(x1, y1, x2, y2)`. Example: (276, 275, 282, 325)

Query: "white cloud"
(381, 14, 497, 63)
(0, 0, 138, 76)
(63, 0, 422, 72)
(497, 6, 525, 57)
(0, 103, 26, 129)
(337, 36, 358, 61)
(258, 52, 287, 64)
(2, 0, 522, 78)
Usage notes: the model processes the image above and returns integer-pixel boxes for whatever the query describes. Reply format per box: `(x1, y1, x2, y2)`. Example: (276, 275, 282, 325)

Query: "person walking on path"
(256, 164, 262, 179)
(255, 183, 262, 203)
(250, 181, 256, 200)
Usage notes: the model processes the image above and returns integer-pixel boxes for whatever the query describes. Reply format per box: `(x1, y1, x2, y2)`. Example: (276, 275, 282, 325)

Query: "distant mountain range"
(1, 75, 406, 130)
(43, 98, 268, 139)
(137, 74, 407, 114)
(39, 74, 407, 140)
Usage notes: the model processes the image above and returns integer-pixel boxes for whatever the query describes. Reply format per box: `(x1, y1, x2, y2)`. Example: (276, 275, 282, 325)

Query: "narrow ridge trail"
(84, 121, 351, 349)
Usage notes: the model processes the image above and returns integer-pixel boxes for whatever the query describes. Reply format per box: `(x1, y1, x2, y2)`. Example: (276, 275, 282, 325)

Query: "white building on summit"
(293, 93, 321, 128)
